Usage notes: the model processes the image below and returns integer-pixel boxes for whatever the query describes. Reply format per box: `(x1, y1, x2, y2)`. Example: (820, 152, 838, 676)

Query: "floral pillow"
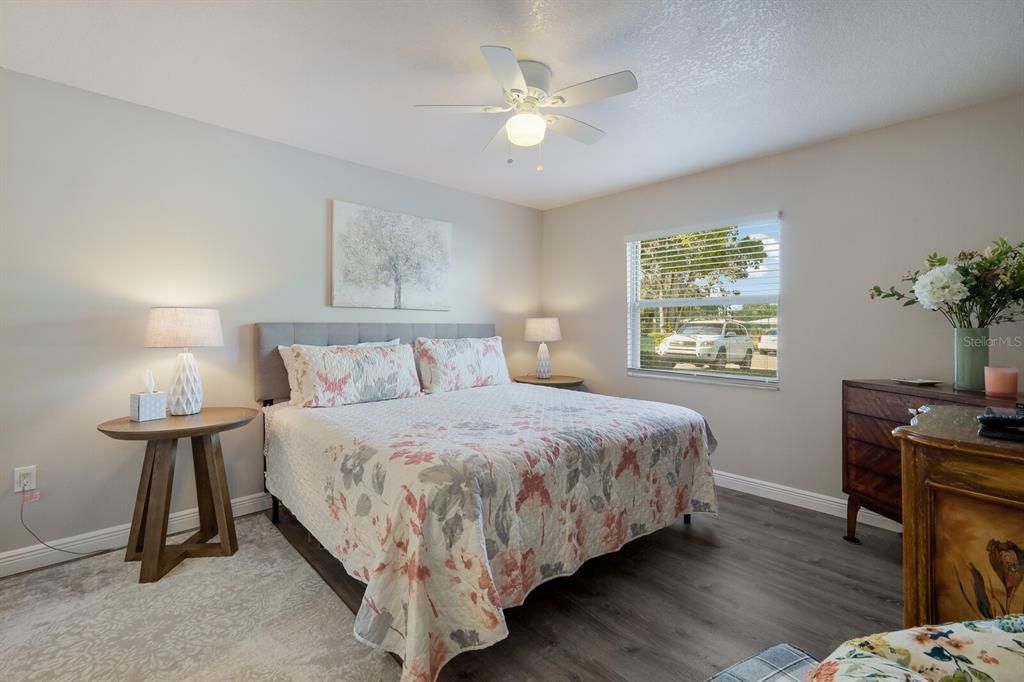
(278, 339, 398, 405)
(286, 343, 420, 408)
(414, 336, 510, 394)
(810, 616, 1024, 682)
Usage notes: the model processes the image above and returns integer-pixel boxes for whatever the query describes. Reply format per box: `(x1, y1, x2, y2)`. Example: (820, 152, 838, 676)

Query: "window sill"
(626, 368, 780, 391)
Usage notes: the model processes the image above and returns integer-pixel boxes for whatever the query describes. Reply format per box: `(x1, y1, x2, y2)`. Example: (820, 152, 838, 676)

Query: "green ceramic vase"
(953, 327, 989, 392)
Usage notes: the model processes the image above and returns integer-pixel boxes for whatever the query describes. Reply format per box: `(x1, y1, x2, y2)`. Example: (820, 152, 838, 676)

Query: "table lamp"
(144, 307, 224, 415)
(525, 317, 561, 379)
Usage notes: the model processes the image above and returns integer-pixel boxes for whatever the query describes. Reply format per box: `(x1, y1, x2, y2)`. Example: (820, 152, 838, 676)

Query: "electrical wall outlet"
(14, 466, 36, 492)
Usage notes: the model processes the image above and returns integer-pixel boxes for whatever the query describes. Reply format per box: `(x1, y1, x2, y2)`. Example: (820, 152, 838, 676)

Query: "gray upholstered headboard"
(254, 322, 496, 402)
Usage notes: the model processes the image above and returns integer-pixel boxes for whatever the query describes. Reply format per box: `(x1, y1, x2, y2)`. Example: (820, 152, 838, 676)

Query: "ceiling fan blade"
(415, 104, 510, 113)
(543, 70, 638, 108)
(546, 115, 605, 144)
(484, 123, 509, 152)
(480, 45, 528, 94)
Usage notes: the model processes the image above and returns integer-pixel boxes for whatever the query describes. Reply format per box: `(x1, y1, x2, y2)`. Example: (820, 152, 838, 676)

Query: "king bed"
(255, 322, 718, 682)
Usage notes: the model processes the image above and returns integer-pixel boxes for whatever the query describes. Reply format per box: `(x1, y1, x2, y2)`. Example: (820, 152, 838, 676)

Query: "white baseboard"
(714, 470, 902, 534)
(0, 492, 271, 578)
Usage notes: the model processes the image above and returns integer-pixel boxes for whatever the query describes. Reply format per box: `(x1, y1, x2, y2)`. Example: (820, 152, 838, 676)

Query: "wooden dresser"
(895, 406, 1024, 626)
(841, 379, 1020, 543)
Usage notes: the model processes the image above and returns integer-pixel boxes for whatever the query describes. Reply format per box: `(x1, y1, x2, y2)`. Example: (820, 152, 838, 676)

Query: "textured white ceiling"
(2, 0, 1022, 210)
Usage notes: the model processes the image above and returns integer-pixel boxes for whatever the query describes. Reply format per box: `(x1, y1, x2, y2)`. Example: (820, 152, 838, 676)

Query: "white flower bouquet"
(870, 238, 1024, 328)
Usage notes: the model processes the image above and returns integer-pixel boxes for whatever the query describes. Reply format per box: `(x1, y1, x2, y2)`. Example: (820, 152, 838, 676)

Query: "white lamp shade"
(525, 317, 561, 343)
(144, 308, 224, 348)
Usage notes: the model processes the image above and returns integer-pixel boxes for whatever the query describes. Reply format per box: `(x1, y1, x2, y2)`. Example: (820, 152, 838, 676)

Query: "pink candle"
(984, 366, 1019, 399)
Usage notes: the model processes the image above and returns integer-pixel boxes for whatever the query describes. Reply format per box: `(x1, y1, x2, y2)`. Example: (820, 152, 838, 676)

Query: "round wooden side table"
(97, 407, 257, 583)
(513, 375, 584, 388)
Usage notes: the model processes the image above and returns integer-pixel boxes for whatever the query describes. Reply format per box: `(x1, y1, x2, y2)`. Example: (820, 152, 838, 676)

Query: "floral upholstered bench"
(807, 615, 1024, 682)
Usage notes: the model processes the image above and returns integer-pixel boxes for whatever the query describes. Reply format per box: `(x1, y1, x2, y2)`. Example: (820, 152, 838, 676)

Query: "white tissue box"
(131, 392, 167, 422)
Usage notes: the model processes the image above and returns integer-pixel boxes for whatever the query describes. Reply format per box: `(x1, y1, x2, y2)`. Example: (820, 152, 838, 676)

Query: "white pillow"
(288, 343, 420, 408)
(278, 339, 398, 405)
(414, 336, 510, 394)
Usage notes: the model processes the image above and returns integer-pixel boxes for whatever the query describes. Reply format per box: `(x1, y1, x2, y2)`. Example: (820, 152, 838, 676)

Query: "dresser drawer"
(844, 386, 935, 423)
(846, 412, 904, 451)
(846, 466, 901, 512)
(847, 438, 901, 478)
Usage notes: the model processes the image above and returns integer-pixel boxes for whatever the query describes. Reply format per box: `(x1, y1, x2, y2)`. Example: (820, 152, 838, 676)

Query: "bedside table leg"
(125, 441, 157, 561)
(140, 439, 176, 583)
(191, 436, 219, 543)
(203, 433, 238, 555)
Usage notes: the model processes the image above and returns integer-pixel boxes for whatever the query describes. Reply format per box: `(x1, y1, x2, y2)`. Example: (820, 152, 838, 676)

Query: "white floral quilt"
(264, 383, 718, 681)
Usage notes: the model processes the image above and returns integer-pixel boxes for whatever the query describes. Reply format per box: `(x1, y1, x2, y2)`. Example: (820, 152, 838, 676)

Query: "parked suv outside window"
(656, 320, 754, 368)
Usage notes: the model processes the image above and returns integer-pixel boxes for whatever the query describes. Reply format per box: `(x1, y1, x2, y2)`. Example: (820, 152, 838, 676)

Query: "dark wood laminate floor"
(271, 488, 903, 681)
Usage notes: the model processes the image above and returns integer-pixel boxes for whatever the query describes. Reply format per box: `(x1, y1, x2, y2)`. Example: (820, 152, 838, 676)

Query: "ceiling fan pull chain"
(507, 136, 514, 165)
(536, 141, 544, 172)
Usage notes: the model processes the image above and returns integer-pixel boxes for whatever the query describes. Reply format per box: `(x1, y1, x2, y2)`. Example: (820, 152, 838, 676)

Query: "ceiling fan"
(416, 46, 638, 157)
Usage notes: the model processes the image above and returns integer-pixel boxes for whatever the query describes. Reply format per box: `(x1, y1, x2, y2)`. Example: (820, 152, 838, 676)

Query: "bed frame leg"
(264, 399, 280, 520)
(683, 514, 691, 525)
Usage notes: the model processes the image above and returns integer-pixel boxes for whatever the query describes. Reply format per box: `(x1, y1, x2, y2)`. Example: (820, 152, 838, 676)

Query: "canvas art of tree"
(332, 201, 452, 310)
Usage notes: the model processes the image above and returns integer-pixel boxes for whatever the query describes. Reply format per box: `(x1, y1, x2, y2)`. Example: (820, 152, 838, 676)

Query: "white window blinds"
(626, 215, 781, 385)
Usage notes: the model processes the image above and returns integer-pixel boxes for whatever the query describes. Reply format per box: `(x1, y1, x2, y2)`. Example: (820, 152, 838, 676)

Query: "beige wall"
(542, 95, 1024, 500)
(0, 70, 542, 553)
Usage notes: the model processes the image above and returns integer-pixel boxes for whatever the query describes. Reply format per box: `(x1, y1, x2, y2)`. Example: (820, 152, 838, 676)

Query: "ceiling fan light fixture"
(417, 46, 637, 158)
(506, 111, 546, 147)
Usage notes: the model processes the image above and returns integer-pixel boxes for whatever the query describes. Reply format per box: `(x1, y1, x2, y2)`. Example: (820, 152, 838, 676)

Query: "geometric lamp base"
(168, 351, 203, 415)
(535, 342, 552, 379)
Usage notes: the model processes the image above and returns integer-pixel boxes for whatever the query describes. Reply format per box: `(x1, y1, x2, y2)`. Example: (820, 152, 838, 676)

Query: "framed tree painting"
(331, 200, 451, 310)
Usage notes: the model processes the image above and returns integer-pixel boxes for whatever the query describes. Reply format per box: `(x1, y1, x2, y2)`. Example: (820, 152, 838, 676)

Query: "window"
(626, 214, 781, 387)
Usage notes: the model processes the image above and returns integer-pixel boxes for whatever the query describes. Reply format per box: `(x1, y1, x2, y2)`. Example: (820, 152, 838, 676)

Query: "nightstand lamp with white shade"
(525, 317, 561, 379)
(144, 307, 224, 415)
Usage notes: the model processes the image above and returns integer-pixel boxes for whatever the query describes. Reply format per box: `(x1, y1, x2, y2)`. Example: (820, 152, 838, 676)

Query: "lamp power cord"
(19, 493, 111, 558)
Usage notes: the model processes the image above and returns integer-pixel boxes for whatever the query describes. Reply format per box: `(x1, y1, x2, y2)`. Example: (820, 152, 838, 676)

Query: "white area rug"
(0, 514, 400, 681)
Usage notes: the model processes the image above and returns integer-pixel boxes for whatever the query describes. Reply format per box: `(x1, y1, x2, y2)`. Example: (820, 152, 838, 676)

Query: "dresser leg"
(843, 496, 862, 544)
